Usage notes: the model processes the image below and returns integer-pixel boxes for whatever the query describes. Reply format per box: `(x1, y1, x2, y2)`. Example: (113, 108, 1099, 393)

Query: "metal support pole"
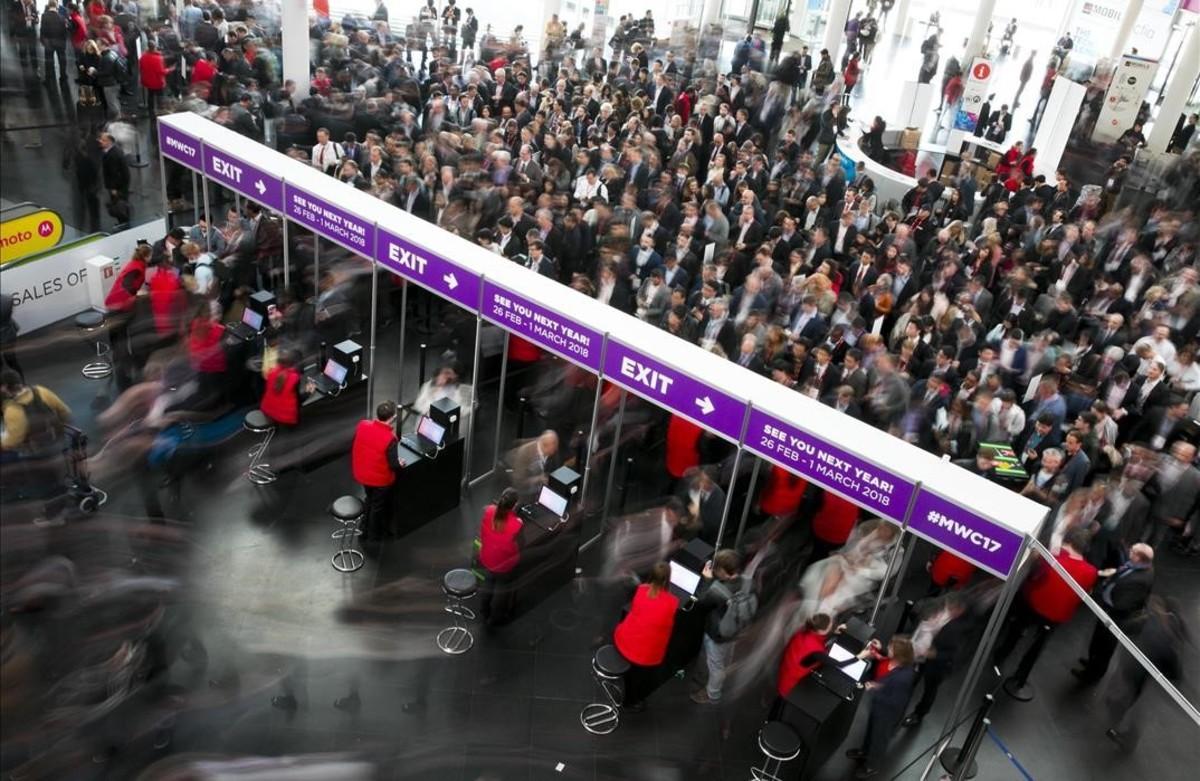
(366, 263, 378, 417)
(943, 694, 996, 780)
(577, 369, 606, 508)
(870, 483, 921, 625)
(397, 283, 409, 404)
(191, 171, 200, 224)
(201, 176, 212, 253)
(889, 529, 919, 600)
(925, 534, 1035, 780)
(475, 331, 510, 484)
(158, 150, 170, 228)
(235, 193, 242, 214)
(734, 458, 763, 549)
(312, 238, 321, 326)
(714, 404, 752, 550)
(597, 389, 628, 532)
(462, 315, 483, 493)
(281, 219, 291, 289)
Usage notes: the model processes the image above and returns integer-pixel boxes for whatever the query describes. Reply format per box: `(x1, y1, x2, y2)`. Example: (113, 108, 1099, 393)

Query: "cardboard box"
(899, 128, 921, 151)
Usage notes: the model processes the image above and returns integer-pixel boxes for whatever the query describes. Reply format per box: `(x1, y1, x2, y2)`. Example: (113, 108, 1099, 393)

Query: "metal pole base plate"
(82, 362, 113, 379)
(1002, 676, 1035, 702)
(247, 465, 277, 485)
(939, 747, 979, 778)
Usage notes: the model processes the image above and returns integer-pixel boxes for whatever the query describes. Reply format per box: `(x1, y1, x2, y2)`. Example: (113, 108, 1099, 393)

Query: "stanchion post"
(713, 403, 752, 550)
(418, 342, 428, 388)
(733, 457, 762, 550)
(1002, 624, 1052, 702)
(870, 483, 921, 625)
(577, 339, 608, 509)
(940, 693, 996, 780)
(462, 314, 483, 492)
(597, 389, 628, 532)
(366, 262, 378, 417)
(618, 456, 634, 512)
(516, 396, 528, 439)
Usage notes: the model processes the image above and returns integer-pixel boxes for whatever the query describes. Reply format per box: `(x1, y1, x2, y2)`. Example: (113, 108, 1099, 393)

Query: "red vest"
(149, 268, 185, 336)
(665, 415, 703, 478)
(507, 335, 542, 363)
(352, 419, 397, 487)
(930, 550, 975, 588)
(1023, 552, 1098, 625)
(812, 490, 860, 544)
(478, 505, 524, 574)
(777, 628, 827, 696)
(261, 367, 301, 426)
(613, 584, 678, 666)
(760, 466, 808, 517)
(188, 321, 226, 373)
(104, 258, 146, 313)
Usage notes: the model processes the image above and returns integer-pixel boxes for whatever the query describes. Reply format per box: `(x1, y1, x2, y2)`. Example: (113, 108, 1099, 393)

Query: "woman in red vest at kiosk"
(775, 613, 872, 707)
(148, 258, 187, 342)
(665, 415, 703, 491)
(260, 350, 310, 428)
(759, 465, 809, 519)
(810, 489, 861, 563)
(927, 550, 976, 593)
(352, 401, 403, 542)
(186, 304, 227, 397)
(478, 487, 523, 627)
(613, 562, 679, 711)
(104, 243, 152, 388)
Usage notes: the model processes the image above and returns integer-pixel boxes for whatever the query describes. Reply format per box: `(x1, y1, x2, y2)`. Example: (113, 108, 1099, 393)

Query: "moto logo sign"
(926, 510, 1003, 553)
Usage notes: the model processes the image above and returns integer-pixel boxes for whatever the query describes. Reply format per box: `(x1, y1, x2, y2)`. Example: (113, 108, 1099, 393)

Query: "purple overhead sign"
(908, 489, 1026, 577)
(201, 146, 283, 211)
(482, 280, 602, 372)
(604, 338, 745, 441)
(376, 226, 480, 311)
(746, 408, 914, 522)
(158, 123, 201, 170)
(286, 184, 375, 256)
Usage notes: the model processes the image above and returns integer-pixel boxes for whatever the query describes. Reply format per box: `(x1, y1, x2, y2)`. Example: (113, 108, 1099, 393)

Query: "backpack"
(715, 577, 758, 640)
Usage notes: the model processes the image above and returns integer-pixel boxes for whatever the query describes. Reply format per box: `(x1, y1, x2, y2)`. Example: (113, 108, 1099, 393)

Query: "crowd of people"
(2, 0, 1198, 775)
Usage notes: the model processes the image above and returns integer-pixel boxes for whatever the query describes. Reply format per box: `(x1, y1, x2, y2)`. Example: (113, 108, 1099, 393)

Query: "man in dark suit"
(847, 249, 880, 297)
(99, 132, 131, 227)
(828, 211, 858, 261)
(508, 430, 561, 502)
(396, 176, 431, 220)
(685, 466, 727, 545)
(521, 239, 557, 277)
(790, 296, 828, 343)
(1073, 543, 1154, 684)
(699, 297, 738, 357)
(494, 217, 525, 258)
(1128, 397, 1190, 451)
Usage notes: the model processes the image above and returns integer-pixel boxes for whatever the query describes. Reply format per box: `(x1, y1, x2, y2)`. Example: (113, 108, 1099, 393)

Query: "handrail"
(3, 232, 109, 268)
(0, 201, 42, 218)
(1028, 538, 1200, 725)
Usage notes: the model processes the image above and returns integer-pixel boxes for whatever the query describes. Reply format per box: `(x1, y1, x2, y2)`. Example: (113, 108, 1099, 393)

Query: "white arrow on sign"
(254, 180, 266, 196)
(443, 272, 458, 290)
(695, 396, 715, 415)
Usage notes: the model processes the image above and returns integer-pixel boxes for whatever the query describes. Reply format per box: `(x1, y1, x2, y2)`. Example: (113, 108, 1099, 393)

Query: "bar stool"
(242, 410, 276, 485)
(330, 495, 365, 573)
(75, 311, 112, 379)
(436, 568, 477, 655)
(750, 721, 803, 781)
(580, 644, 631, 735)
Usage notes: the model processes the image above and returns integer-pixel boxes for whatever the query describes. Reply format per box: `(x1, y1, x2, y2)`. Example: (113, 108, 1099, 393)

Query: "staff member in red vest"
(809, 489, 861, 564)
(759, 465, 809, 519)
(186, 304, 227, 399)
(104, 242, 152, 388)
(991, 527, 1097, 679)
(665, 415, 703, 492)
(776, 613, 872, 700)
(352, 401, 404, 542)
(613, 561, 679, 711)
(148, 257, 187, 342)
(927, 549, 975, 594)
(259, 350, 311, 428)
(478, 487, 523, 627)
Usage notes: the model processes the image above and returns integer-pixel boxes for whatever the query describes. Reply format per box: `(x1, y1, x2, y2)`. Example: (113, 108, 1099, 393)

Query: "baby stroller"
(62, 425, 107, 514)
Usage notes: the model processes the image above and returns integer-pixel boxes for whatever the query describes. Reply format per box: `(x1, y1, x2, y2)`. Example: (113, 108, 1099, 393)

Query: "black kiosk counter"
(386, 435, 465, 537)
(501, 467, 585, 620)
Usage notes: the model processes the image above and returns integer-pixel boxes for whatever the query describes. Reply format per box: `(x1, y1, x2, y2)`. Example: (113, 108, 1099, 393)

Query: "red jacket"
(261, 367, 301, 426)
(759, 465, 808, 518)
(777, 628, 827, 696)
(187, 320, 226, 373)
(148, 267, 185, 336)
(191, 57, 216, 85)
(507, 335, 541, 363)
(930, 550, 975, 588)
(478, 505, 523, 574)
(104, 258, 146, 313)
(812, 490, 860, 544)
(139, 51, 168, 91)
(69, 12, 87, 49)
(1023, 551, 1098, 625)
(614, 584, 678, 666)
(665, 415, 703, 479)
(352, 419, 397, 487)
